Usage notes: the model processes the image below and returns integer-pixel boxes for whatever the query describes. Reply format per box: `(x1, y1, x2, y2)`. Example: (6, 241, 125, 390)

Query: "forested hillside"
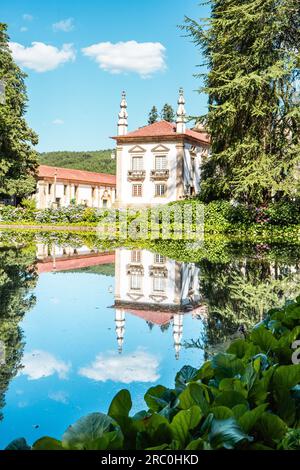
(38, 150, 116, 174)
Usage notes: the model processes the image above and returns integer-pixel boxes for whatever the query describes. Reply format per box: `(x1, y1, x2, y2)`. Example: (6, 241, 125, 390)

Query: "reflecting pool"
(0, 233, 299, 447)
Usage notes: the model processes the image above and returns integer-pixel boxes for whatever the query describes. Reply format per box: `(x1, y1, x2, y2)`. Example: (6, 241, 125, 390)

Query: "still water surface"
(0, 235, 299, 447)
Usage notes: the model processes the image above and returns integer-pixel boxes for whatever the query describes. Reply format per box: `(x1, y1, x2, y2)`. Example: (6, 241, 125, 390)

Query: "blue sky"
(2, 0, 209, 152)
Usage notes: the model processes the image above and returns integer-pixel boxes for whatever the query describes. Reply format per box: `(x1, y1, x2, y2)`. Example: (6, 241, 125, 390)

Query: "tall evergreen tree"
(0, 23, 38, 201)
(148, 106, 159, 124)
(161, 103, 175, 122)
(184, 0, 300, 204)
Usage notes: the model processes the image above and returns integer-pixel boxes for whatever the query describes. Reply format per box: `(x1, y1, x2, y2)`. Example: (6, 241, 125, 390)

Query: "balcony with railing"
(149, 265, 168, 277)
(126, 264, 144, 275)
(127, 169, 146, 181)
(150, 169, 169, 180)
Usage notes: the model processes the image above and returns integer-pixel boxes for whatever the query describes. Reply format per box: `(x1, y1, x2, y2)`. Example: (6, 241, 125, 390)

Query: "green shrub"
(227, 204, 256, 225)
(203, 200, 232, 231)
(266, 200, 300, 226)
(6, 297, 300, 450)
(0, 205, 109, 225)
(173, 199, 300, 230)
(82, 207, 99, 223)
(20, 198, 36, 211)
(0, 198, 299, 230)
(0, 205, 30, 222)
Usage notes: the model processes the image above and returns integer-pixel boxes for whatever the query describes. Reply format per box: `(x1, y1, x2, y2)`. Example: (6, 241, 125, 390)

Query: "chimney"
(115, 308, 125, 354)
(117, 91, 128, 136)
(176, 87, 186, 134)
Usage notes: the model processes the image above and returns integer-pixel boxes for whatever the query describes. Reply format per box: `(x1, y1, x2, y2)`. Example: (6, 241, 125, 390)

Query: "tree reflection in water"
(186, 248, 300, 358)
(0, 231, 299, 422)
(0, 245, 37, 420)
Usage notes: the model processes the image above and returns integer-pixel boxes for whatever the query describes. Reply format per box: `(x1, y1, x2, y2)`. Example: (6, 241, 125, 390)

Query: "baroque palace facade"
(113, 89, 210, 208)
(34, 89, 210, 209)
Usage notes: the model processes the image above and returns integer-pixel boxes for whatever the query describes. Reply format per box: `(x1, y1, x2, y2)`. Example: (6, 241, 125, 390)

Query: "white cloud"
(79, 349, 160, 383)
(53, 18, 74, 32)
(82, 40, 166, 78)
(21, 350, 71, 380)
(18, 400, 29, 408)
(49, 390, 69, 404)
(9, 42, 76, 72)
(20, 27, 28, 33)
(23, 14, 33, 21)
(50, 296, 61, 301)
(52, 119, 64, 125)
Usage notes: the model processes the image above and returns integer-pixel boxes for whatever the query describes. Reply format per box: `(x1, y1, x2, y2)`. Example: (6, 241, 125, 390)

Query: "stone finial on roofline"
(176, 87, 186, 134)
(117, 91, 128, 136)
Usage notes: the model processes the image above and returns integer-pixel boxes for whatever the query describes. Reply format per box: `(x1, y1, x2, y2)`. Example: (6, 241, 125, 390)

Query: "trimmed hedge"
(0, 204, 113, 224)
(0, 199, 299, 230)
(204, 200, 300, 228)
(170, 199, 300, 231)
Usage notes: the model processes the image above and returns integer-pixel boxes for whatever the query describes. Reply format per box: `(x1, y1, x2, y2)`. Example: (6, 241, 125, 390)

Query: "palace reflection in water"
(114, 248, 207, 359)
(1, 235, 299, 448)
(33, 241, 300, 359)
(35, 243, 208, 359)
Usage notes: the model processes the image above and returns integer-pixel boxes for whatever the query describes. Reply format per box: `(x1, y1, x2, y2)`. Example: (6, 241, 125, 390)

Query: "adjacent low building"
(36, 165, 116, 209)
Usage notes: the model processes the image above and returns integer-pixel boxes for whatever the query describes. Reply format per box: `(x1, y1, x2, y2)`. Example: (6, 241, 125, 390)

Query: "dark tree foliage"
(184, 0, 300, 204)
(161, 103, 175, 122)
(148, 106, 159, 124)
(0, 246, 37, 420)
(0, 23, 38, 199)
(199, 256, 300, 358)
(39, 149, 116, 174)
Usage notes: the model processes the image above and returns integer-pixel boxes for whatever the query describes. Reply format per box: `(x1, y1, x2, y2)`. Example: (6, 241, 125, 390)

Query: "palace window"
(48, 183, 52, 195)
(154, 253, 165, 264)
(132, 156, 143, 170)
(153, 276, 166, 292)
(132, 184, 142, 197)
(155, 184, 166, 197)
(102, 199, 108, 208)
(130, 273, 142, 291)
(155, 155, 167, 170)
(191, 156, 195, 173)
(131, 250, 141, 263)
(64, 185, 68, 196)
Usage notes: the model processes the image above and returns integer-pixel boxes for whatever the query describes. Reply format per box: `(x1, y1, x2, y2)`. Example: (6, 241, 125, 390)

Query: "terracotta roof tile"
(38, 165, 116, 186)
(125, 120, 177, 137)
(185, 128, 210, 143)
(112, 120, 210, 144)
(119, 307, 173, 325)
(37, 253, 115, 273)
